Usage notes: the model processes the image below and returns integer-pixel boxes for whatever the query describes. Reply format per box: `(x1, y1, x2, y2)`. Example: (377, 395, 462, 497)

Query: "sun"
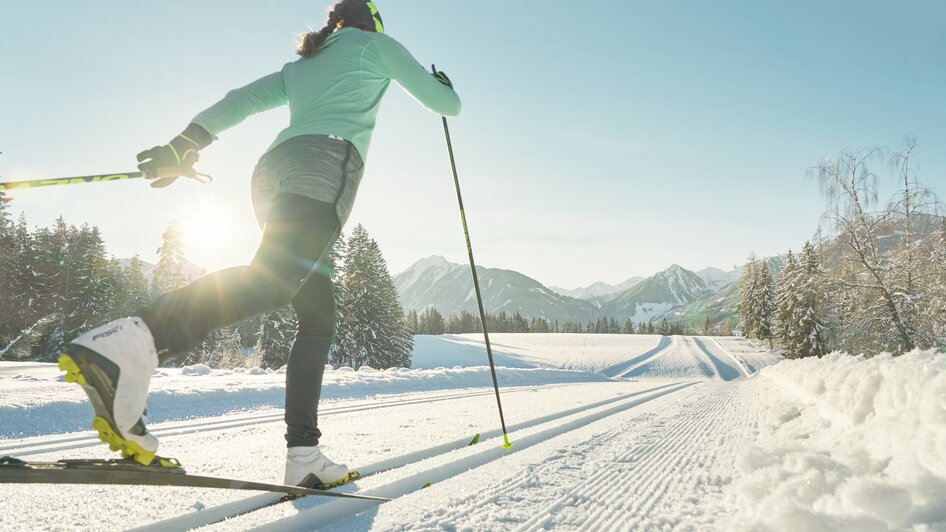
(180, 206, 234, 257)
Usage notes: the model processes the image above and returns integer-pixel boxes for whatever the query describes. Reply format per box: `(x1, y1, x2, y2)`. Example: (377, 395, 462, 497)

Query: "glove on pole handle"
(433, 65, 512, 452)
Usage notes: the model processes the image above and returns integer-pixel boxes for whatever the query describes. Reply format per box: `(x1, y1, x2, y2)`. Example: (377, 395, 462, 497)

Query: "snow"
(633, 301, 675, 323)
(0, 362, 610, 439)
(0, 336, 942, 531)
(726, 349, 946, 531)
(412, 333, 668, 373)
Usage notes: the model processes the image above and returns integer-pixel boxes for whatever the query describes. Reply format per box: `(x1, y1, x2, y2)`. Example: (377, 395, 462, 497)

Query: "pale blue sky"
(2, 1, 944, 288)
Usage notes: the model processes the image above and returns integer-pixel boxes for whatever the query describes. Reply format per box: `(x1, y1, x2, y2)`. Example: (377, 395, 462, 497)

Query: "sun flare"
(180, 207, 234, 256)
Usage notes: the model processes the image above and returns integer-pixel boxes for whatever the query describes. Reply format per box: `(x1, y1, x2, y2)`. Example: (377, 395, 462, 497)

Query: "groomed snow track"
(1, 383, 585, 459)
(133, 381, 697, 531)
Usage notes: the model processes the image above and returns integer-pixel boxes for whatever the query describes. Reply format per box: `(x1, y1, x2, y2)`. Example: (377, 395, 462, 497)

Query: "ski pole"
(0, 171, 145, 193)
(0, 169, 211, 201)
(433, 65, 512, 452)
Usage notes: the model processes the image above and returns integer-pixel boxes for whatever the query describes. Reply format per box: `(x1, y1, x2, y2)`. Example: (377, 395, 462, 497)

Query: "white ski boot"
(284, 446, 350, 488)
(59, 317, 163, 466)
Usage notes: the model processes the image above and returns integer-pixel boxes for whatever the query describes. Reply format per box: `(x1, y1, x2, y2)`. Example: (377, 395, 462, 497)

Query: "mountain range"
(393, 256, 748, 325)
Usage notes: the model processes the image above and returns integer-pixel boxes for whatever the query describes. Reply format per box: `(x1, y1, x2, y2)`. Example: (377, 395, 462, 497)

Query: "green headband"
(366, 2, 384, 33)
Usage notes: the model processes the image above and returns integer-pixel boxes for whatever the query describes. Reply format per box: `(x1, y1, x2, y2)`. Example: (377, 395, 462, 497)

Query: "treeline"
(0, 213, 157, 360)
(0, 201, 412, 370)
(407, 307, 687, 336)
(737, 140, 946, 358)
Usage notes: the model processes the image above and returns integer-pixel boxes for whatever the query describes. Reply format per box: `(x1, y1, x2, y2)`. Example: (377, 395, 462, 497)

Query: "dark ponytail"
(296, 1, 382, 58)
(297, 9, 341, 58)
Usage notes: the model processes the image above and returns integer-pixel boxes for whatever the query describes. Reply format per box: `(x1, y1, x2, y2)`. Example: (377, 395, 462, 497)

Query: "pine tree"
(774, 249, 799, 349)
(756, 259, 776, 347)
(333, 225, 413, 368)
(117, 255, 151, 318)
(0, 198, 15, 342)
(736, 255, 761, 338)
(405, 309, 419, 335)
(792, 241, 828, 358)
(152, 221, 188, 296)
(530, 317, 550, 333)
(256, 308, 297, 369)
(460, 309, 479, 333)
(736, 255, 776, 344)
(64, 225, 114, 339)
(7, 215, 41, 337)
(31, 219, 71, 359)
(198, 327, 244, 369)
(418, 307, 445, 335)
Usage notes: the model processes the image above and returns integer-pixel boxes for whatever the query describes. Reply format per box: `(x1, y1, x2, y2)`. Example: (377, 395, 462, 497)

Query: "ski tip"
(421, 482, 432, 489)
(469, 433, 481, 446)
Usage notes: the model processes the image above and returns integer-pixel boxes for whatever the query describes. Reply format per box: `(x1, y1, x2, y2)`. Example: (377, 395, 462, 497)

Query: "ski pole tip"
(502, 434, 512, 453)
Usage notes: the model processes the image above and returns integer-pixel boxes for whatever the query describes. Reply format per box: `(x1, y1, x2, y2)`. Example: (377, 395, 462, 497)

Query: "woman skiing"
(59, 0, 460, 489)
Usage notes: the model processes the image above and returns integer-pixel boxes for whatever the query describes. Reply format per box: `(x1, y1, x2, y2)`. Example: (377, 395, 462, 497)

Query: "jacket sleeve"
(373, 36, 461, 117)
(192, 70, 288, 136)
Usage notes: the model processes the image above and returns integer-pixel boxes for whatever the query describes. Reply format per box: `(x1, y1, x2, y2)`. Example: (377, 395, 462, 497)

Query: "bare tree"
(814, 142, 943, 354)
(813, 147, 915, 352)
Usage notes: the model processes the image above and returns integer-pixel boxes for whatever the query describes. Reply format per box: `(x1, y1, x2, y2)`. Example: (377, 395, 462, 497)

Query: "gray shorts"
(251, 134, 365, 228)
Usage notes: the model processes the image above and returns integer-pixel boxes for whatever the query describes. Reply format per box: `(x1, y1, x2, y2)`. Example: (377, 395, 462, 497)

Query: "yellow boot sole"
(58, 352, 173, 467)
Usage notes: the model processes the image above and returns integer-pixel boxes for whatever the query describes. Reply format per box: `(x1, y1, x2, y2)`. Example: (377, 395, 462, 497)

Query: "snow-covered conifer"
(152, 221, 188, 296)
(333, 225, 413, 368)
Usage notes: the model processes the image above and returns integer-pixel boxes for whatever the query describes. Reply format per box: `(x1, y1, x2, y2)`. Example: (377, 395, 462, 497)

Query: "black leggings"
(139, 193, 339, 447)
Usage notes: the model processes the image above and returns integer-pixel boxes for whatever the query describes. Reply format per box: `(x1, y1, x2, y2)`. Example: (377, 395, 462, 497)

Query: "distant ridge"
(393, 256, 597, 321)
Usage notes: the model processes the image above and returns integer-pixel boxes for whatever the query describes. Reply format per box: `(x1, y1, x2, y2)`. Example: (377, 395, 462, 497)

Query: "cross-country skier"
(58, 0, 459, 489)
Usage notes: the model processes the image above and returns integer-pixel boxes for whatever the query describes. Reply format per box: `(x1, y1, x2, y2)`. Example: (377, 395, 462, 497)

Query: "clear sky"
(2, 1, 944, 289)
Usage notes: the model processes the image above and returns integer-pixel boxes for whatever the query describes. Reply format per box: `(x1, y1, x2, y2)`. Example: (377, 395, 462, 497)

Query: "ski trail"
(686, 336, 723, 380)
(134, 382, 687, 532)
(704, 336, 752, 377)
(319, 381, 765, 531)
(2, 383, 585, 457)
(499, 383, 756, 531)
(600, 335, 672, 378)
(623, 336, 716, 380)
(712, 337, 781, 374)
(692, 336, 743, 380)
(216, 382, 698, 531)
(613, 336, 679, 379)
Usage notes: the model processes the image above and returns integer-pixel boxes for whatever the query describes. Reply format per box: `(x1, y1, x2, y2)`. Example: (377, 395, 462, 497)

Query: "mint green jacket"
(192, 28, 461, 161)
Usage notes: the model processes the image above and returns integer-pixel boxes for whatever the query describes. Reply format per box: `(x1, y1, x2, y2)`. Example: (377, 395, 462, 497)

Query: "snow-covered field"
(412, 333, 668, 372)
(1, 335, 943, 531)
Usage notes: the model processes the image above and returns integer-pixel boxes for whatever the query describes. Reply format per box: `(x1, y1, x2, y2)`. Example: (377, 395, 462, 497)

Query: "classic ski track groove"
(614, 336, 678, 379)
(701, 336, 754, 377)
(132, 381, 693, 532)
(507, 383, 741, 531)
(707, 336, 753, 376)
(687, 336, 723, 380)
(600, 336, 672, 378)
(240, 381, 698, 532)
(2, 383, 584, 457)
(689, 336, 732, 381)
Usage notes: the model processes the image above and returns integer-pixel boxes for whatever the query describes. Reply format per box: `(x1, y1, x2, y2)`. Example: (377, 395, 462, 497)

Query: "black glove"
(137, 123, 213, 188)
(431, 64, 453, 89)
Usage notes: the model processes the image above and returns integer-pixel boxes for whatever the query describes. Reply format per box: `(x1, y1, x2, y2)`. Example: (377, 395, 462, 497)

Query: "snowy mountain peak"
(695, 266, 744, 291)
(602, 264, 712, 322)
(549, 277, 644, 302)
(394, 256, 462, 294)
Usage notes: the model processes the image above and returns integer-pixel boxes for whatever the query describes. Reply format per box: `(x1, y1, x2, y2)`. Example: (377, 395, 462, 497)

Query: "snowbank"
(0, 363, 611, 439)
(727, 349, 946, 531)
